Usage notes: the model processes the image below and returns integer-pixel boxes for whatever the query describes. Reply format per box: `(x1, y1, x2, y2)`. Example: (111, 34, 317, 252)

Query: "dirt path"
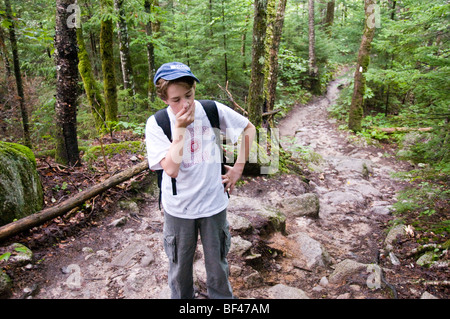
(6, 71, 416, 299)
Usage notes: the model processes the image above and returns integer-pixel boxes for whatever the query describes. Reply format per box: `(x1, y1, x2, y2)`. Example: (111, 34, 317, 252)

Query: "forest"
(0, 0, 448, 299)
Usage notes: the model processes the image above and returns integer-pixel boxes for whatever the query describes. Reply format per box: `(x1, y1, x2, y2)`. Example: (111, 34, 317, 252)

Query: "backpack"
(153, 100, 227, 210)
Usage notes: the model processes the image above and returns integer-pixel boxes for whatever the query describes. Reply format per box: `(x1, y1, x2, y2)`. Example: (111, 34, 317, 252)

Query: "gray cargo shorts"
(163, 209, 234, 299)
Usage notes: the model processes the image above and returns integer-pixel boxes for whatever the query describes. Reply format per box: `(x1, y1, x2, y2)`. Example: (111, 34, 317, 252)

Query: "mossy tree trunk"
(323, 0, 335, 37)
(114, 0, 135, 96)
(76, 26, 106, 131)
(266, 0, 287, 121)
(247, 0, 268, 128)
(348, 0, 377, 132)
(308, 0, 321, 95)
(100, 0, 118, 124)
(4, 0, 31, 148)
(54, 0, 80, 166)
(263, 0, 276, 110)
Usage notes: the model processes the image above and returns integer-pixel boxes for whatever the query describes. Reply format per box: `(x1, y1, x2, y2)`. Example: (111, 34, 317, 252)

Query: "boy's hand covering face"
(164, 83, 196, 128)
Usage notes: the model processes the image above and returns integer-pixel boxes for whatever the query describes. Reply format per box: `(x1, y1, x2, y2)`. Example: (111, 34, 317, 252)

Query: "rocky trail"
(2, 71, 444, 300)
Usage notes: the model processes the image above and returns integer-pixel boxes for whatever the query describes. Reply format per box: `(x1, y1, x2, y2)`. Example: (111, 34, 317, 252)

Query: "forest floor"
(1, 69, 448, 300)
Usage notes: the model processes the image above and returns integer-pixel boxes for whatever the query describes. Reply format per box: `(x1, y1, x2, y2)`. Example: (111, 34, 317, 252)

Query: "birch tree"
(114, 0, 134, 95)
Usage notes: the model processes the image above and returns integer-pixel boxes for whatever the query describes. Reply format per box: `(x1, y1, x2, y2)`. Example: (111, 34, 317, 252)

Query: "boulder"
(328, 259, 367, 284)
(288, 232, 331, 270)
(229, 236, 252, 257)
(267, 284, 309, 299)
(0, 142, 43, 226)
(280, 193, 320, 218)
(228, 196, 286, 236)
(7, 243, 33, 266)
(384, 224, 406, 251)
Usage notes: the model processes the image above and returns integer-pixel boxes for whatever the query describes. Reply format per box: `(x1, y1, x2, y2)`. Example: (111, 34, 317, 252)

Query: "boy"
(145, 62, 255, 299)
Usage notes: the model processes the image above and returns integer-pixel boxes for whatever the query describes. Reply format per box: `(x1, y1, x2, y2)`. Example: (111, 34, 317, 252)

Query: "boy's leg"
(163, 212, 198, 299)
(198, 209, 234, 299)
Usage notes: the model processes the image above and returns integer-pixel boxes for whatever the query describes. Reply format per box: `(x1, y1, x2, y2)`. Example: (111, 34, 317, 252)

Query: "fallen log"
(0, 160, 149, 242)
(373, 127, 433, 134)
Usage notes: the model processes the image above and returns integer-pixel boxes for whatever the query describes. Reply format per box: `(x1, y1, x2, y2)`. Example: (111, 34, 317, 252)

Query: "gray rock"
(384, 224, 406, 251)
(420, 291, 438, 299)
(322, 190, 365, 206)
(345, 179, 381, 198)
(288, 232, 331, 270)
(416, 251, 434, 267)
(328, 259, 367, 284)
(327, 156, 373, 176)
(280, 193, 320, 218)
(118, 201, 140, 215)
(371, 205, 392, 215)
(389, 252, 401, 266)
(228, 196, 286, 235)
(111, 242, 153, 267)
(244, 271, 263, 287)
(229, 236, 252, 257)
(227, 212, 252, 232)
(0, 142, 43, 226)
(8, 243, 33, 266)
(267, 284, 309, 299)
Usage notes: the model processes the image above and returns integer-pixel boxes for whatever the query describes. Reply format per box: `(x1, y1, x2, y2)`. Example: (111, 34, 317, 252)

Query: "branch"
(262, 109, 282, 117)
(218, 82, 248, 115)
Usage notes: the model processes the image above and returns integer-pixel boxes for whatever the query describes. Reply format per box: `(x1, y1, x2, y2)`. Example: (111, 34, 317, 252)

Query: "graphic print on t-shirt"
(182, 121, 218, 169)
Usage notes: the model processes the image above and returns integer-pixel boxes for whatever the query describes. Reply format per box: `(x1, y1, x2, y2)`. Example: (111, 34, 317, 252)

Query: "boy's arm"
(160, 105, 195, 178)
(222, 121, 256, 194)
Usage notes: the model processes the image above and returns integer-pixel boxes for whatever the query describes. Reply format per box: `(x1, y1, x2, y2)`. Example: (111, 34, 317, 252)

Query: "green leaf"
(0, 252, 11, 262)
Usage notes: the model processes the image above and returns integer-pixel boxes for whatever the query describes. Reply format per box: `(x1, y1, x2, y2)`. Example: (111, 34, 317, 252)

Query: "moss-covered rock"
(0, 142, 43, 226)
(83, 141, 144, 162)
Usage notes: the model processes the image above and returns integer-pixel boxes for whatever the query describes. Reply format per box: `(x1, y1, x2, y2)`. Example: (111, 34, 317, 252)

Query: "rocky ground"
(1, 71, 447, 300)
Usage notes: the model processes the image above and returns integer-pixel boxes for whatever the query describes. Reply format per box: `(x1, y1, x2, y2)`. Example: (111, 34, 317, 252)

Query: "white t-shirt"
(145, 100, 249, 219)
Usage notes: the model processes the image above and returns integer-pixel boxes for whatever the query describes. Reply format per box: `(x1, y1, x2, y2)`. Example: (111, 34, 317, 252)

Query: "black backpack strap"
(154, 108, 177, 209)
(199, 100, 223, 171)
(198, 100, 229, 198)
(154, 108, 172, 142)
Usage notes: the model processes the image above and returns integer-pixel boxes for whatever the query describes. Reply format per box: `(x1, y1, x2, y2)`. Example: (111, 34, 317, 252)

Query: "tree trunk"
(247, 0, 268, 128)
(241, 15, 250, 70)
(0, 161, 149, 242)
(54, 0, 80, 167)
(100, 0, 118, 124)
(77, 26, 106, 131)
(308, 0, 320, 95)
(323, 0, 335, 36)
(0, 27, 12, 79)
(114, 0, 134, 95)
(264, 0, 276, 108)
(221, 0, 229, 85)
(390, 0, 397, 20)
(5, 0, 31, 148)
(348, 0, 377, 132)
(144, 0, 158, 103)
(267, 0, 287, 117)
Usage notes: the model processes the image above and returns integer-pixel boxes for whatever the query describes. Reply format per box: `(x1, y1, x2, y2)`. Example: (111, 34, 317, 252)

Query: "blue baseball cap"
(153, 62, 200, 85)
